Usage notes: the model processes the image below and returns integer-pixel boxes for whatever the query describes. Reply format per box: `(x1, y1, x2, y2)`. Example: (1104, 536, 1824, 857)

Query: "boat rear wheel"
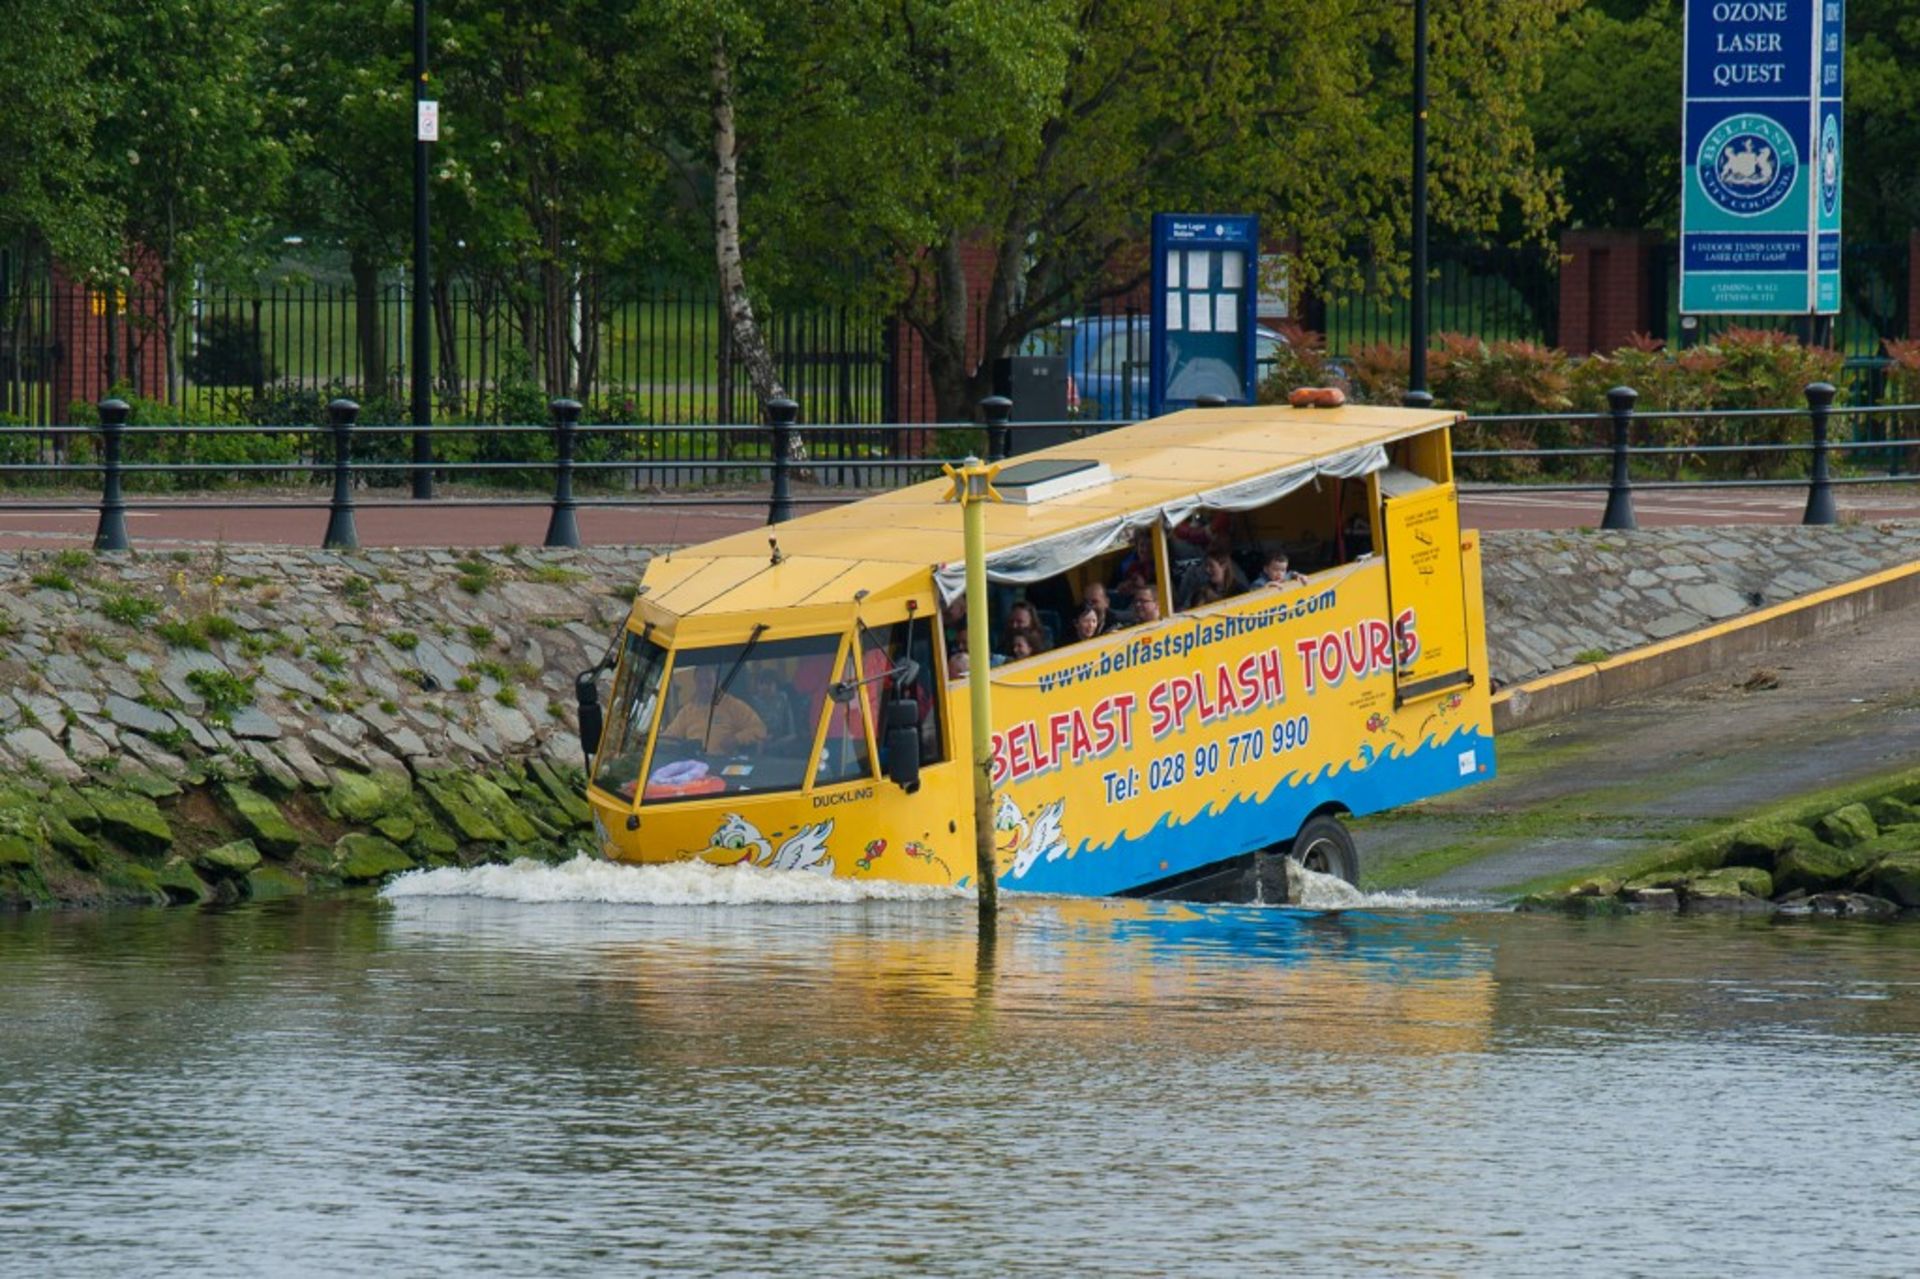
(1289, 815, 1358, 886)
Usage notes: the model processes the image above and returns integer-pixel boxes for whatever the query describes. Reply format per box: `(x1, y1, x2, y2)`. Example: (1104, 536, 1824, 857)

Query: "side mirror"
(575, 670, 604, 771)
(884, 696, 922, 793)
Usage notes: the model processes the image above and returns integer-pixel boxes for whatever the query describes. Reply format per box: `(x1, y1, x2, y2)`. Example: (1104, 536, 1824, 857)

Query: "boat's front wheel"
(1290, 815, 1358, 886)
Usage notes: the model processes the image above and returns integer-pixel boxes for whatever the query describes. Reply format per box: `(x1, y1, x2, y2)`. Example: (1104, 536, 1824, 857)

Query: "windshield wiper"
(705, 623, 767, 749)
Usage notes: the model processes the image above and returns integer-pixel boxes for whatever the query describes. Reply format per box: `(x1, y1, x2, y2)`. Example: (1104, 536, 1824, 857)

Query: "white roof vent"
(994, 458, 1113, 505)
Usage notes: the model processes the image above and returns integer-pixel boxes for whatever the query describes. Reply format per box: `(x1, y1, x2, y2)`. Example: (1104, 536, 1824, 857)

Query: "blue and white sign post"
(1680, 0, 1844, 316)
(1149, 214, 1259, 417)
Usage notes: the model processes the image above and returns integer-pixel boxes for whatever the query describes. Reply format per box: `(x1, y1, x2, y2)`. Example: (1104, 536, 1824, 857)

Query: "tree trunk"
(919, 236, 997, 423)
(711, 33, 801, 462)
(433, 273, 461, 414)
(350, 248, 387, 396)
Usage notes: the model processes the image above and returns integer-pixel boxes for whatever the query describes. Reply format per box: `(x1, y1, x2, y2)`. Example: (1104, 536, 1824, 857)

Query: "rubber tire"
(1290, 815, 1358, 886)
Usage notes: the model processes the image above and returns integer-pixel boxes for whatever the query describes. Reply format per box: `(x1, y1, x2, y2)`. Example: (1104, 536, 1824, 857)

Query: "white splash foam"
(1282, 860, 1500, 912)
(381, 854, 967, 907)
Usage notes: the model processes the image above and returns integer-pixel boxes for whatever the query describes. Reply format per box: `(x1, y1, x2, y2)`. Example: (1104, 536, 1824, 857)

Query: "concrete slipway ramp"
(1360, 558, 1920, 898)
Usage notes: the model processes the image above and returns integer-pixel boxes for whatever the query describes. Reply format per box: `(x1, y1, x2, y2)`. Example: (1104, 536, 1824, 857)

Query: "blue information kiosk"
(1148, 214, 1260, 418)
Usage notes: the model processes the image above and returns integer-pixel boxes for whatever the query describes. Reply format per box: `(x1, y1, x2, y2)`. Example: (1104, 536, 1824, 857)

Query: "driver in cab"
(659, 664, 768, 754)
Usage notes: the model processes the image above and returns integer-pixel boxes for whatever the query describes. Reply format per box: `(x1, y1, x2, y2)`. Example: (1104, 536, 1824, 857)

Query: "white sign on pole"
(417, 100, 440, 142)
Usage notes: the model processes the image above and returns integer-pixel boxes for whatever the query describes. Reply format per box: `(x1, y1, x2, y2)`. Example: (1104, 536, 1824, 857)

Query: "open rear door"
(1380, 476, 1474, 706)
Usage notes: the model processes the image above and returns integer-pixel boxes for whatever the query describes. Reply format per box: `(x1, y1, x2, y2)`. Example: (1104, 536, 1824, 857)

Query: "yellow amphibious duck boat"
(576, 402, 1495, 898)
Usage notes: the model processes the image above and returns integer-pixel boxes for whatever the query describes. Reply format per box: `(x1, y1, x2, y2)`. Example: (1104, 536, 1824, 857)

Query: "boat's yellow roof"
(637, 403, 1454, 621)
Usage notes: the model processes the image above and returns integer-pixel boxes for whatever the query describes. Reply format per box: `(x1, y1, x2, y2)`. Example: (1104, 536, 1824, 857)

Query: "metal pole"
(766, 396, 797, 524)
(545, 397, 583, 547)
(1801, 380, 1838, 525)
(1601, 385, 1638, 531)
(93, 399, 131, 553)
(323, 398, 361, 549)
(1408, 0, 1430, 396)
(980, 394, 1013, 461)
(950, 456, 1001, 927)
(410, 0, 433, 500)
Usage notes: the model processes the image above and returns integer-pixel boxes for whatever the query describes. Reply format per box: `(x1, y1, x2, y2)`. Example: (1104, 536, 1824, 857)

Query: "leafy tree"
(0, 2, 116, 271)
(1844, 0, 1920, 244)
(1529, 3, 1682, 231)
(427, 0, 662, 402)
(86, 0, 291, 400)
(263, 0, 416, 393)
(841, 0, 1582, 419)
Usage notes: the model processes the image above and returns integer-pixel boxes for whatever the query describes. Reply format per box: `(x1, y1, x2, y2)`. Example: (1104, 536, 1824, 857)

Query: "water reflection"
(3, 896, 1919, 1275)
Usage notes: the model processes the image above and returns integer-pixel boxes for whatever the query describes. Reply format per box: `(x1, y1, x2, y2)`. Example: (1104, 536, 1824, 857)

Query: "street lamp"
(1404, 0, 1432, 410)
(411, 0, 434, 498)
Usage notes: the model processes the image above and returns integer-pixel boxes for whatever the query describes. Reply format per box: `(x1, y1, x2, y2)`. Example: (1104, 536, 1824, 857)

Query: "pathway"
(1358, 601, 1920, 897)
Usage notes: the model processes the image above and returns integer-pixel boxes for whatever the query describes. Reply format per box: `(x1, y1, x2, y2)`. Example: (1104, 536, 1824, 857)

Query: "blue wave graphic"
(1007, 725, 1495, 895)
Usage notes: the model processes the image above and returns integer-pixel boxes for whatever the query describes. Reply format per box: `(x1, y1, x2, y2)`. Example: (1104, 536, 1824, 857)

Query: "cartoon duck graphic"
(695, 813, 835, 875)
(993, 793, 1070, 879)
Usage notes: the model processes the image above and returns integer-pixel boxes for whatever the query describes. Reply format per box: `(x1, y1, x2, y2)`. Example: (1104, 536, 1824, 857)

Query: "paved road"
(2, 481, 1918, 550)
(1356, 601, 1920, 897)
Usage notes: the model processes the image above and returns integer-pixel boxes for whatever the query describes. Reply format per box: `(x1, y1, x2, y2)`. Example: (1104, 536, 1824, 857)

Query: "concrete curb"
(1493, 558, 1920, 733)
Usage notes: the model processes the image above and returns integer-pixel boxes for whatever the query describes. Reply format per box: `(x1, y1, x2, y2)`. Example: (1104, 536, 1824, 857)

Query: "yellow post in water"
(943, 456, 1002, 922)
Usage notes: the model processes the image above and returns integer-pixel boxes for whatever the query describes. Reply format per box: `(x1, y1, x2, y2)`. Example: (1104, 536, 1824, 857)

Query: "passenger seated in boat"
(658, 665, 768, 754)
(1178, 544, 1246, 610)
(1255, 552, 1305, 588)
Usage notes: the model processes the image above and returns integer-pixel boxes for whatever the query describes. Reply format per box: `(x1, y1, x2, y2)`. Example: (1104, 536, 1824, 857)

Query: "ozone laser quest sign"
(1680, 0, 1844, 316)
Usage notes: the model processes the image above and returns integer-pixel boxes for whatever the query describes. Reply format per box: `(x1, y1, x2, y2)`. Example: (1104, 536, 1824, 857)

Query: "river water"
(4, 859, 1919, 1276)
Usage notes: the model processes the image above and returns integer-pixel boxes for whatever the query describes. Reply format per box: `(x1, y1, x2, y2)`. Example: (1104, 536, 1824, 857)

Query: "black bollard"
(1601, 385, 1638, 531)
(980, 395, 1013, 461)
(1801, 381, 1838, 526)
(93, 399, 131, 553)
(1401, 389, 1436, 410)
(322, 398, 361, 550)
(545, 398, 583, 548)
(1194, 393, 1230, 408)
(766, 396, 798, 525)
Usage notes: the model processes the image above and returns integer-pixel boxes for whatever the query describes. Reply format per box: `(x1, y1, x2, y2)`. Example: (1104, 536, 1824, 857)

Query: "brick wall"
(1559, 229, 1664, 355)
(1910, 229, 1920, 339)
(49, 262, 166, 421)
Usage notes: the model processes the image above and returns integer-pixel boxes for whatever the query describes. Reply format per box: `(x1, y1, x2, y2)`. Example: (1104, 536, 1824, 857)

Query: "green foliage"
(455, 675, 480, 694)
(386, 631, 420, 653)
(1261, 327, 1849, 483)
(101, 592, 160, 627)
(185, 669, 255, 726)
(494, 687, 520, 709)
(310, 644, 347, 672)
(156, 613, 238, 649)
(454, 558, 497, 596)
(29, 570, 74, 592)
(465, 625, 496, 647)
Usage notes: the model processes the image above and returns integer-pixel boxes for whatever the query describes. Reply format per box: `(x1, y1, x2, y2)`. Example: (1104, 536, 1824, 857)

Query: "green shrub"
(101, 592, 160, 627)
(185, 668, 255, 727)
(387, 630, 420, 652)
(29, 570, 73, 592)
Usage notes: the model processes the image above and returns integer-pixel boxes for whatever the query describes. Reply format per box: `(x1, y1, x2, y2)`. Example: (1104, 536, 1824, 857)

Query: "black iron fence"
(0, 258, 896, 429)
(3, 389, 1915, 554)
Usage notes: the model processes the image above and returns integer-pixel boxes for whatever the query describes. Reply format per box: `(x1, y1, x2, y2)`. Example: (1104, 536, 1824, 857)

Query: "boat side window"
(816, 646, 874, 787)
(642, 633, 843, 804)
(860, 616, 947, 765)
(590, 630, 669, 801)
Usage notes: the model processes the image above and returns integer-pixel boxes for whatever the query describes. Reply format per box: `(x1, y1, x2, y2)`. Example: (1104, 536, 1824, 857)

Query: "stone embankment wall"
(0, 546, 650, 907)
(1479, 523, 1920, 685)
(2, 521, 1918, 907)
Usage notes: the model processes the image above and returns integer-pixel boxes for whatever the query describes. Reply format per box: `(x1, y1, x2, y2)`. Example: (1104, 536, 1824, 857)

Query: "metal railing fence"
(0, 387, 1915, 553)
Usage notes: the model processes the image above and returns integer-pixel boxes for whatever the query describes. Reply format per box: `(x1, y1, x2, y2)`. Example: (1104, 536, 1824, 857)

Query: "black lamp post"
(411, 0, 433, 499)
(1404, 0, 1432, 409)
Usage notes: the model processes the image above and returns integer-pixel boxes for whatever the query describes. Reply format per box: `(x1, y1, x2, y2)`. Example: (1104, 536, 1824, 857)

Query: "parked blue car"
(1024, 316, 1288, 421)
